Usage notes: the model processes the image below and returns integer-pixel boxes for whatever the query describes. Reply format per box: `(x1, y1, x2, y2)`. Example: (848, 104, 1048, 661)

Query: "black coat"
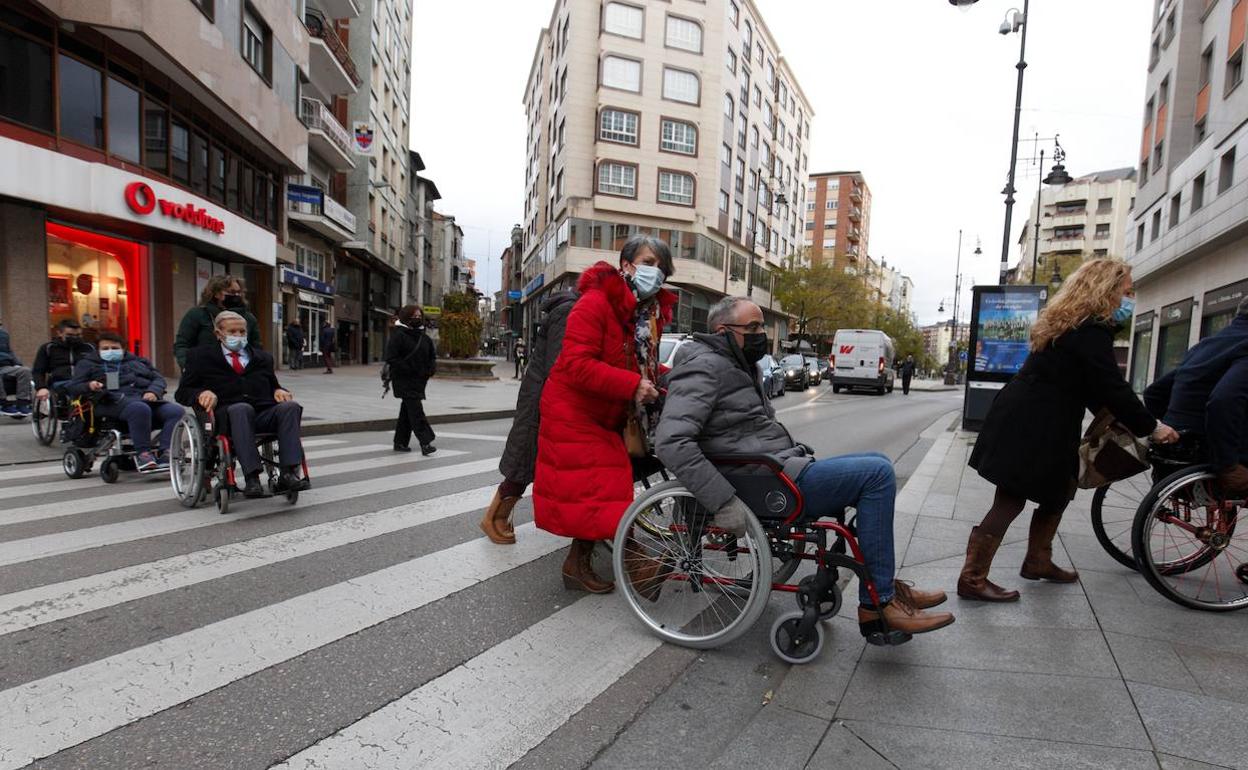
(499, 290, 577, 485)
(383, 324, 437, 400)
(969, 321, 1156, 503)
(32, 338, 94, 387)
(319, 325, 336, 352)
(900, 360, 916, 380)
(173, 302, 261, 369)
(285, 324, 306, 350)
(66, 352, 169, 419)
(174, 344, 284, 411)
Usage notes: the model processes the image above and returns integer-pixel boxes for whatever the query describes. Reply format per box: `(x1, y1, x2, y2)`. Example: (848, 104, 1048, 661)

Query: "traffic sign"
(959, 351, 968, 361)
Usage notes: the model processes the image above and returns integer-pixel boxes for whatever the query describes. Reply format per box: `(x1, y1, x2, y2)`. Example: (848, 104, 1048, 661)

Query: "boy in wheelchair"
(655, 297, 954, 638)
(174, 311, 308, 498)
(65, 332, 182, 470)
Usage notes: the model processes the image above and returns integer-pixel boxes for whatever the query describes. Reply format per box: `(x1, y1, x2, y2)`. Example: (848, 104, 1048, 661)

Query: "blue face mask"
(629, 264, 665, 300)
(222, 335, 247, 352)
(99, 349, 123, 363)
(1112, 296, 1136, 325)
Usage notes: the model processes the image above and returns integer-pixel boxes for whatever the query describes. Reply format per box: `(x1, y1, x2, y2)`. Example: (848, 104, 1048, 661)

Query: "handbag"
(1077, 408, 1150, 489)
(623, 410, 649, 458)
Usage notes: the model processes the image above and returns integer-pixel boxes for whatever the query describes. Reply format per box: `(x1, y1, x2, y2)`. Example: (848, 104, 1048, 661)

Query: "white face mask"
(221, 334, 247, 352)
(630, 264, 664, 300)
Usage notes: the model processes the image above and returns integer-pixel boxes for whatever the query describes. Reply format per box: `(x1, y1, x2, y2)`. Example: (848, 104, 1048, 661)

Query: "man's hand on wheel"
(197, 390, 218, 411)
(142, 391, 158, 402)
(274, 389, 294, 403)
(715, 496, 752, 537)
(1151, 421, 1179, 444)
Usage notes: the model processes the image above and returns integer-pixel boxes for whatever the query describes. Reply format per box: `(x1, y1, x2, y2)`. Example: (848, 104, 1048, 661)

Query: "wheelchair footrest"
(859, 619, 912, 647)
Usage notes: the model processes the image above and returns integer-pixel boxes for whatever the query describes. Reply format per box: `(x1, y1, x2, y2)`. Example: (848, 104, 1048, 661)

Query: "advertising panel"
(969, 288, 1046, 378)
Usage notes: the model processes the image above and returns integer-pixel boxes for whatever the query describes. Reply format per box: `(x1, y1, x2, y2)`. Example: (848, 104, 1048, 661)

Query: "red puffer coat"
(534, 261, 675, 541)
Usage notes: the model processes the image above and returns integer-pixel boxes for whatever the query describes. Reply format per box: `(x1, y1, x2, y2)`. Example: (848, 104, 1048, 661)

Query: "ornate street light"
(1030, 137, 1073, 282)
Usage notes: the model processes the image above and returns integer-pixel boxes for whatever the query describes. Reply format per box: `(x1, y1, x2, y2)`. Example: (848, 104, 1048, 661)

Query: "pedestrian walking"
(319, 321, 336, 373)
(173, 275, 260, 371)
(385, 306, 438, 455)
(479, 290, 578, 544)
(959, 259, 1179, 602)
(285, 319, 305, 370)
(513, 339, 527, 379)
(533, 235, 676, 593)
(900, 354, 916, 395)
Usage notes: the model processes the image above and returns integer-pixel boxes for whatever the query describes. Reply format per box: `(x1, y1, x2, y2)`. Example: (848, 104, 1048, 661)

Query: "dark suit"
(384, 324, 437, 448)
(900, 359, 916, 395)
(175, 344, 303, 475)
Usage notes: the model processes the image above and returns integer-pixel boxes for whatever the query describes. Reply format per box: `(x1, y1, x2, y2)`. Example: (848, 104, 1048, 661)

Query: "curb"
(301, 409, 517, 437)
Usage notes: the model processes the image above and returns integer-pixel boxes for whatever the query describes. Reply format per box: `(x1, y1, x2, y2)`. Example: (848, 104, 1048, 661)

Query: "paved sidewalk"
(0, 359, 521, 466)
(767, 424, 1248, 767)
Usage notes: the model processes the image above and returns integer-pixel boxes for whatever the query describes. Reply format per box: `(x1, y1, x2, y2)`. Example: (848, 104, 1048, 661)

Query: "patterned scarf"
(633, 300, 662, 435)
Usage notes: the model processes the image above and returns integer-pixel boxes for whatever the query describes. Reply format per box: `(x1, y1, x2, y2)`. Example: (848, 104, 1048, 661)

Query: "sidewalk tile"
(708, 705, 827, 770)
(1129, 682, 1248, 768)
(1158, 754, 1238, 770)
(1102, 632, 1201, 694)
(770, 618, 865, 721)
(861, 625, 1119, 678)
(804, 722, 895, 770)
(1171, 642, 1248, 706)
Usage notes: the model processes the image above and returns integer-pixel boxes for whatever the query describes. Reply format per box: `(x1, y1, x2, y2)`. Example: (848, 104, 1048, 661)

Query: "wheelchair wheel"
(100, 459, 120, 484)
(1091, 474, 1154, 571)
(1131, 466, 1248, 612)
(169, 414, 208, 508)
(770, 610, 825, 665)
(214, 482, 231, 515)
(62, 448, 87, 479)
(612, 480, 772, 650)
(31, 393, 58, 446)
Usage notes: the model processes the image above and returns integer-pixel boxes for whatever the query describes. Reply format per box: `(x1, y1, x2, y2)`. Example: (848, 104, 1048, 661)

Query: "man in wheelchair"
(174, 311, 309, 498)
(655, 297, 954, 638)
(33, 320, 94, 400)
(0, 318, 32, 417)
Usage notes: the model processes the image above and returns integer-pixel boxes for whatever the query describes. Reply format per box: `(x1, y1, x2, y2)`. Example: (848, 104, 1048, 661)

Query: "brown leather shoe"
(1019, 510, 1079, 583)
(479, 488, 519, 545)
(893, 579, 947, 609)
(957, 527, 1021, 602)
(857, 600, 955, 636)
(623, 535, 673, 602)
(561, 539, 614, 594)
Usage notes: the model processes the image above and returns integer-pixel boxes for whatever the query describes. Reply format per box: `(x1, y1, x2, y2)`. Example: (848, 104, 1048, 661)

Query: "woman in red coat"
(534, 235, 676, 593)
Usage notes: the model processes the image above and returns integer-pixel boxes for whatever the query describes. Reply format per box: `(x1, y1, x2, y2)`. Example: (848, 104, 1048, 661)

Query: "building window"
(753, 84, 762, 107)
(732, 203, 743, 240)
(597, 161, 636, 197)
(1151, 209, 1161, 241)
(665, 15, 703, 53)
(599, 108, 639, 145)
(726, 48, 736, 74)
(729, 1, 739, 26)
(1199, 43, 1214, 88)
(171, 118, 190, 183)
(1096, 197, 1112, 213)
(190, 0, 214, 21)
(826, 200, 838, 209)
(741, 20, 752, 58)
(143, 97, 168, 173)
(724, 92, 734, 118)
(106, 76, 140, 162)
(190, 132, 209, 194)
(720, 142, 731, 166)
(662, 67, 700, 104)
(241, 5, 270, 81)
(660, 118, 697, 154)
(1169, 194, 1182, 229)
(719, 190, 729, 212)
(58, 54, 103, 148)
(1219, 147, 1236, 193)
(556, 170, 564, 201)
(1095, 222, 1111, 239)
(1153, 140, 1164, 171)
(602, 55, 642, 92)
(1140, 158, 1150, 185)
(1228, 46, 1244, 95)
(603, 2, 644, 39)
(1192, 172, 1206, 211)
(1136, 222, 1145, 251)
(735, 158, 745, 193)
(1195, 117, 1208, 143)
(750, 125, 759, 148)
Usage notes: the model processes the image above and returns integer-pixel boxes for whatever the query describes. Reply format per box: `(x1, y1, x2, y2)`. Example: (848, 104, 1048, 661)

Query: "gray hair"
(213, 310, 247, 330)
(707, 296, 753, 330)
(619, 234, 675, 278)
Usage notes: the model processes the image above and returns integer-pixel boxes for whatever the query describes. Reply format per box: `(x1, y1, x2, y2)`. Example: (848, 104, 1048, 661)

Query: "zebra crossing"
(0, 426, 697, 769)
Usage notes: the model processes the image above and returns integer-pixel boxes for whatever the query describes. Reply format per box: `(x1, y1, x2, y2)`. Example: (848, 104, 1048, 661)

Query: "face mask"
(99, 349, 123, 363)
(222, 294, 246, 310)
(65, 336, 84, 347)
(1112, 296, 1136, 325)
(628, 264, 664, 300)
(742, 332, 770, 364)
(221, 334, 247, 352)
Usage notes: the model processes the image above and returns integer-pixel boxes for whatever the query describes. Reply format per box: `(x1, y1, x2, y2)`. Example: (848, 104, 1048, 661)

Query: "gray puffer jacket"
(655, 332, 813, 510)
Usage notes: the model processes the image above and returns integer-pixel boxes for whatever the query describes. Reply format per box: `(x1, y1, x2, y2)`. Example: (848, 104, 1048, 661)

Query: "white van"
(829, 329, 896, 395)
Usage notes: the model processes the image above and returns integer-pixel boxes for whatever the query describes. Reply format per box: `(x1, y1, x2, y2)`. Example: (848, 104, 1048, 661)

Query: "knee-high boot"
(957, 527, 1021, 602)
(1019, 510, 1079, 582)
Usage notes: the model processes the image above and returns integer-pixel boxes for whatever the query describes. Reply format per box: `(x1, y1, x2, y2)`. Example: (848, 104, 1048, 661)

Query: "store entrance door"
(45, 223, 148, 355)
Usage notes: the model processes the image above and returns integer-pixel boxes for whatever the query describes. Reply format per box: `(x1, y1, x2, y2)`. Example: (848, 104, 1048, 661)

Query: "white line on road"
(0, 523, 566, 770)
(0, 485, 521, 634)
(432, 431, 509, 442)
(0, 455, 497, 567)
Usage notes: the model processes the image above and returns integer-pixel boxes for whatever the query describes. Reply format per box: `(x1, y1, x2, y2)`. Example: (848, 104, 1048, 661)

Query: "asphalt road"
(0, 387, 960, 769)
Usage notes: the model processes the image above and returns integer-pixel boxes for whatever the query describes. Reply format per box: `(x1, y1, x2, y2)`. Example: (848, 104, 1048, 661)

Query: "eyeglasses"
(723, 322, 766, 333)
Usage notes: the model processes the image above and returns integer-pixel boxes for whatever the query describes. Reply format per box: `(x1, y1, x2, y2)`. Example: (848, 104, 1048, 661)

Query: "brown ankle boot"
(479, 489, 519, 545)
(561, 539, 614, 594)
(1019, 511, 1079, 583)
(892, 580, 947, 609)
(623, 535, 673, 602)
(957, 527, 1021, 602)
(857, 599, 955, 636)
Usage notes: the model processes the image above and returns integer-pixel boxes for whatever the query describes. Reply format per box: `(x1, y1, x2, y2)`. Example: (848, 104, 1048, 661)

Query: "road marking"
(0, 485, 523, 634)
(300, 438, 346, 448)
(0, 449, 469, 526)
(0, 455, 497, 567)
(433, 431, 509, 442)
(274, 594, 664, 770)
(0, 523, 566, 770)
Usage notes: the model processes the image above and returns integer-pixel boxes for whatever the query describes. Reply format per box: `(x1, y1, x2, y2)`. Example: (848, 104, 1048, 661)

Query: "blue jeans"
(118, 399, 184, 454)
(795, 452, 897, 606)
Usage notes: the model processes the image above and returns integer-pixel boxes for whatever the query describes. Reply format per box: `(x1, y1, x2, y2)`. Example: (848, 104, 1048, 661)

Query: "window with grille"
(663, 67, 700, 104)
(597, 162, 636, 196)
(659, 171, 694, 205)
(666, 16, 702, 52)
(599, 109, 638, 144)
(604, 3, 644, 39)
(602, 56, 641, 92)
(661, 119, 697, 154)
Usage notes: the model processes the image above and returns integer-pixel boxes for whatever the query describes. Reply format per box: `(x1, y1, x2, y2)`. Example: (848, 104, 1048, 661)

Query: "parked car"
(829, 329, 896, 395)
(758, 354, 785, 398)
(659, 334, 693, 368)
(779, 354, 810, 390)
(804, 355, 823, 386)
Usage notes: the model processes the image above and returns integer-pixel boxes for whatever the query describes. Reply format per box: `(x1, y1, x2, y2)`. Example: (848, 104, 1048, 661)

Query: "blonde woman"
(959, 260, 1179, 602)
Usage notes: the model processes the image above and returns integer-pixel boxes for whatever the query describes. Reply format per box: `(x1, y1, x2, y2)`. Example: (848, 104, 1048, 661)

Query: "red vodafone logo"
(123, 180, 225, 236)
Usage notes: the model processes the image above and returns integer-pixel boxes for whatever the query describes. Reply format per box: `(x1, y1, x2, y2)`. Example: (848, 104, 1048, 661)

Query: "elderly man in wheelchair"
(174, 310, 309, 499)
(649, 297, 954, 649)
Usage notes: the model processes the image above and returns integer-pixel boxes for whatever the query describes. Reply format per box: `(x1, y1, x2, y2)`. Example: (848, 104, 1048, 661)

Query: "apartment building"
(519, 0, 815, 340)
(803, 171, 871, 271)
(1126, 0, 1248, 391)
(864, 257, 913, 316)
(0, 0, 309, 373)
(1014, 167, 1137, 285)
(921, 322, 971, 367)
(427, 212, 466, 307)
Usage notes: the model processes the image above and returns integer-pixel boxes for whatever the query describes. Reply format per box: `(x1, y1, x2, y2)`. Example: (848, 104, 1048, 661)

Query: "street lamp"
(945, 229, 965, 386)
(747, 163, 788, 298)
(1030, 136, 1072, 283)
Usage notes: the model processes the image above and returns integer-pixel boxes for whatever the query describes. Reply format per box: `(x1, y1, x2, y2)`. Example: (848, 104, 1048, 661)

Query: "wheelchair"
(57, 395, 169, 483)
(168, 407, 310, 515)
(613, 453, 905, 665)
(30, 380, 74, 446)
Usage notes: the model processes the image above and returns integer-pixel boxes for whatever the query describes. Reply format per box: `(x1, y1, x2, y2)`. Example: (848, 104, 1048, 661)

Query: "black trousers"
(395, 397, 435, 448)
(225, 401, 304, 475)
(902, 376, 912, 395)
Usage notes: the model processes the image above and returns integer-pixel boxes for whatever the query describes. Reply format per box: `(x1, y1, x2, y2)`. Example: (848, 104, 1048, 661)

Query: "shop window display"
(45, 222, 147, 354)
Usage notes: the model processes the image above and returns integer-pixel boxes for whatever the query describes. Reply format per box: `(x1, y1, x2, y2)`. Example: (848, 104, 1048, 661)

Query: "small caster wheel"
(770, 610, 824, 665)
(1236, 562, 1248, 586)
(215, 484, 231, 515)
(285, 489, 299, 504)
(63, 449, 86, 479)
(100, 459, 120, 484)
(796, 576, 842, 620)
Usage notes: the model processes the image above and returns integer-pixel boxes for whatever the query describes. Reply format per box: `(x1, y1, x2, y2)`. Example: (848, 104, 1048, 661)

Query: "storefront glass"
(1130, 326, 1153, 392)
(1154, 321, 1190, 381)
(45, 222, 147, 354)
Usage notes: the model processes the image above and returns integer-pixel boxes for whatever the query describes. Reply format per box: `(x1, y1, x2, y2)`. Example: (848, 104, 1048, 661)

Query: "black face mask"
(222, 294, 246, 310)
(741, 332, 770, 364)
(65, 336, 85, 347)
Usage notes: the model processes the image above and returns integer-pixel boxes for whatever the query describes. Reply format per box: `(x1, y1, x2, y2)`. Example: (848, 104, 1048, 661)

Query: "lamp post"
(944, 229, 964, 386)
(1029, 137, 1072, 284)
(997, 2, 1030, 285)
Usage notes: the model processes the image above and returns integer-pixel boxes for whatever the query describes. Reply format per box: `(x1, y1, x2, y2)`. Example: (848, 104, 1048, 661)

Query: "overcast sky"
(411, 0, 1152, 326)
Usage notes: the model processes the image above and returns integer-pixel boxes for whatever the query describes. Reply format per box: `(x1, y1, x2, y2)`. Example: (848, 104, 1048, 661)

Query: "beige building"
(1013, 167, 1137, 285)
(1126, 0, 1248, 391)
(864, 257, 913, 316)
(519, 0, 814, 339)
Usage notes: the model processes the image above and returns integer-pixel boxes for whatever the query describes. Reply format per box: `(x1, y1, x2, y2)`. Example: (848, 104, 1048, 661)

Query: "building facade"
(426, 212, 466, 307)
(1126, 0, 1248, 392)
(519, 0, 815, 343)
(803, 171, 871, 271)
(921, 322, 970, 368)
(0, 0, 309, 374)
(1014, 167, 1137, 285)
(864, 257, 913, 315)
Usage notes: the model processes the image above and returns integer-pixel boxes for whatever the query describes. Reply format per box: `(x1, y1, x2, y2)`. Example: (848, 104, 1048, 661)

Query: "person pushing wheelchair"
(654, 296, 954, 638)
(174, 311, 309, 498)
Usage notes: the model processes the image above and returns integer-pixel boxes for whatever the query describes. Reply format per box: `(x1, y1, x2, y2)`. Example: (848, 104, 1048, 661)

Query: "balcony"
(309, 0, 360, 20)
(287, 183, 356, 242)
(847, 206, 862, 222)
(846, 227, 862, 242)
(849, 186, 863, 203)
(300, 98, 355, 170)
(305, 10, 361, 97)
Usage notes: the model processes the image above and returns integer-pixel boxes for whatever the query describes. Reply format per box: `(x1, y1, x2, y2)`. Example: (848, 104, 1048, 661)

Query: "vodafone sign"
(124, 182, 225, 235)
